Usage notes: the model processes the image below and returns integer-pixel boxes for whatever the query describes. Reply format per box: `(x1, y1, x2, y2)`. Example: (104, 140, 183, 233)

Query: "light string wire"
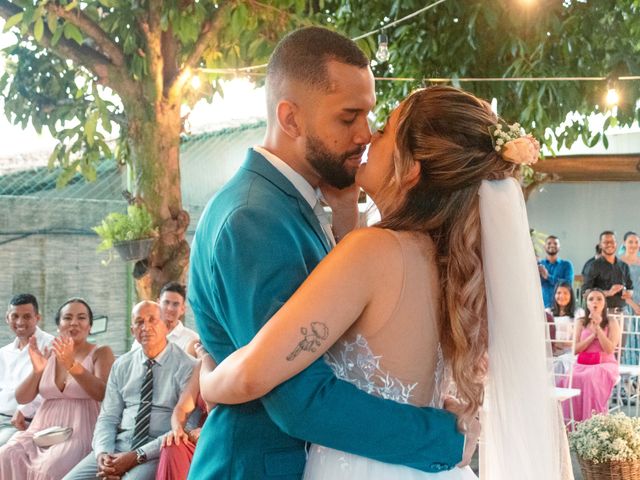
(197, 1, 639, 86)
(198, 0, 450, 74)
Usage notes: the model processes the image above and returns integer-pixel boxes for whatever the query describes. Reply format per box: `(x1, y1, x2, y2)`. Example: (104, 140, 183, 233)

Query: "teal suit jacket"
(188, 149, 464, 479)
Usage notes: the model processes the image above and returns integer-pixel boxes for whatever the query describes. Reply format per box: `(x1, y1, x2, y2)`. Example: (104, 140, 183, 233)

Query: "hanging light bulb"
(190, 75, 202, 90)
(376, 33, 390, 63)
(604, 76, 620, 106)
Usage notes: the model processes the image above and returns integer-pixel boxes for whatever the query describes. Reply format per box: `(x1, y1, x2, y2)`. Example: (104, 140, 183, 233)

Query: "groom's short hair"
(266, 26, 369, 121)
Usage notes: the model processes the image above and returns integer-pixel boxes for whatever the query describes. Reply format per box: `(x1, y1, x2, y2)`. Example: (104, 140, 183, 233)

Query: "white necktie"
(313, 200, 336, 248)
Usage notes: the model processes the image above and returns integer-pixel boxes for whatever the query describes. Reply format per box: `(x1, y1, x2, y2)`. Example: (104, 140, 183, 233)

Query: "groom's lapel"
(241, 149, 331, 254)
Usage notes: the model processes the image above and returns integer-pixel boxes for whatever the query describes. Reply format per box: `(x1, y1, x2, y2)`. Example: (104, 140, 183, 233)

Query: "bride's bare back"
(335, 229, 443, 407)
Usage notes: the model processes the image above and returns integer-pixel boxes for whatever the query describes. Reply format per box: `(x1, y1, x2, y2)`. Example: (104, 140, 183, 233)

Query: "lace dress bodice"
(324, 334, 446, 408)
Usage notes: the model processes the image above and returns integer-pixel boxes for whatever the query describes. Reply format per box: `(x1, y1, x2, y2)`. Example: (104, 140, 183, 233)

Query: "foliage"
(93, 204, 157, 252)
(0, 0, 312, 187)
(325, 0, 640, 152)
(529, 228, 548, 259)
(570, 412, 640, 464)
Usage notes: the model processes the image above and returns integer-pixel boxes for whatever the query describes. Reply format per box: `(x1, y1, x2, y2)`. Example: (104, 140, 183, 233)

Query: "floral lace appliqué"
(324, 334, 421, 404)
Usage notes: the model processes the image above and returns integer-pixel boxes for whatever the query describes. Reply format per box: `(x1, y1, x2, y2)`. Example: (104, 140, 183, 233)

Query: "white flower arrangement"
(570, 413, 640, 464)
(489, 121, 524, 152)
(488, 119, 540, 165)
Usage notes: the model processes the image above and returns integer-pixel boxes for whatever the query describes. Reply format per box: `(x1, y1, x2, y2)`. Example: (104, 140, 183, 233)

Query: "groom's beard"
(306, 134, 363, 189)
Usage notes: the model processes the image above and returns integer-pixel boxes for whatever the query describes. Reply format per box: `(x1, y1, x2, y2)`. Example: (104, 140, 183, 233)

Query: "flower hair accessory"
(488, 120, 540, 166)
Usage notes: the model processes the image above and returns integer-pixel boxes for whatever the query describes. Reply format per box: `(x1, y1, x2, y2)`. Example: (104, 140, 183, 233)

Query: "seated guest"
(65, 301, 195, 480)
(130, 282, 199, 356)
(546, 281, 584, 376)
(157, 346, 214, 480)
(560, 289, 621, 423)
(0, 294, 54, 446)
(0, 298, 114, 479)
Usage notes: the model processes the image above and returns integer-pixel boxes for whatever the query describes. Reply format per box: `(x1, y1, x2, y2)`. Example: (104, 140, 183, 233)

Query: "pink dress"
(561, 327, 619, 423)
(0, 347, 100, 480)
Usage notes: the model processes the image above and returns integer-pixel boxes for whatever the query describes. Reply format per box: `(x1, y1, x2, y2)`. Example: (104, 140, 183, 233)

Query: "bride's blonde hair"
(377, 86, 519, 422)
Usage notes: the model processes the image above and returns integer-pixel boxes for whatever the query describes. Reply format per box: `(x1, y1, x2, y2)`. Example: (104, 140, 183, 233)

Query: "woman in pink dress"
(562, 288, 621, 422)
(0, 298, 114, 480)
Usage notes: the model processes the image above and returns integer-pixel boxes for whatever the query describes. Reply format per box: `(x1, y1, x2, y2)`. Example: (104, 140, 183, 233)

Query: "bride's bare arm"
(200, 228, 400, 405)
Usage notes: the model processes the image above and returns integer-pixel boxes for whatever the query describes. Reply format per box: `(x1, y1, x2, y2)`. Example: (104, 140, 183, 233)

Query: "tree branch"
(167, 10, 225, 101)
(138, 0, 164, 101)
(46, 4, 126, 68)
(0, 0, 138, 100)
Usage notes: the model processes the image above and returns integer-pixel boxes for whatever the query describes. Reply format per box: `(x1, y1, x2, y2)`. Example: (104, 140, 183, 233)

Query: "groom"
(188, 26, 475, 479)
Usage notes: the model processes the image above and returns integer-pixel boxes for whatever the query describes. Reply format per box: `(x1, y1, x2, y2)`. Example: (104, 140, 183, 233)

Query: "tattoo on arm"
(286, 322, 330, 361)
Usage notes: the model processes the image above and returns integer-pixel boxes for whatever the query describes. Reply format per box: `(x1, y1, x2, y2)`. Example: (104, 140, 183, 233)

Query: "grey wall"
(0, 197, 132, 353)
(526, 181, 640, 277)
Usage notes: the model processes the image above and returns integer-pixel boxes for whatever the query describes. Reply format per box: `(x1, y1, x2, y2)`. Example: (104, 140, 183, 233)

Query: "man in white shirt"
(0, 294, 54, 446)
(130, 282, 199, 355)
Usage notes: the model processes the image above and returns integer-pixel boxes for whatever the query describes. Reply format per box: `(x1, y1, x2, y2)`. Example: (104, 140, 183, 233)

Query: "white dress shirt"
(130, 320, 199, 355)
(0, 327, 55, 418)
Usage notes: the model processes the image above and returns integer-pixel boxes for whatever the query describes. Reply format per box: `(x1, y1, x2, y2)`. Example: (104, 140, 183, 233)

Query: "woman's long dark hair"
(550, 281, 576, 317)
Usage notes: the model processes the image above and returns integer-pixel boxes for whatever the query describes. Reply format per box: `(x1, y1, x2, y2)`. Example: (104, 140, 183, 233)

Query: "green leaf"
(47, 11, 58, 34)
(51, 25, 63, 45)
(65, 1, 78, 12)
(33, 18, 44, 42)
(63, 22, 83, 44)
(3, 12, 24, 32)
(84, 110, 99, 146)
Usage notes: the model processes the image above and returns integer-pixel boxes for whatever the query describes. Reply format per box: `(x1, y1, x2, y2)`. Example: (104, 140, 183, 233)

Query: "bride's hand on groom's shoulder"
(318, 182, 360, 211)
(443, 396, 481, 468)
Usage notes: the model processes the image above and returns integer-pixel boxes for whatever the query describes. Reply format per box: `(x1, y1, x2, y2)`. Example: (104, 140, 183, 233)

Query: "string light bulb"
(376, 33, 390, 63)
(190, 75, 202, 90)
(605, 77, 620, 106)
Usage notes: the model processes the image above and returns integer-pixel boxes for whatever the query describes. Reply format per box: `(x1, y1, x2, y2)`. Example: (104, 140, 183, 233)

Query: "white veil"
(478, 178, 572, 479)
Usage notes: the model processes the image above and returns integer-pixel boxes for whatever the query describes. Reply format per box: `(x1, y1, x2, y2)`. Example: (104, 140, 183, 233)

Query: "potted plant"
(570, 412, 640, 479)
(93, 204, 158, 263)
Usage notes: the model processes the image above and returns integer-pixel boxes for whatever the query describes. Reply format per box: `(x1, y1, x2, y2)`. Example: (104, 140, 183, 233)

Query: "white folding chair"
(612, 314, 640, 416)
(546, 321, 581, 430)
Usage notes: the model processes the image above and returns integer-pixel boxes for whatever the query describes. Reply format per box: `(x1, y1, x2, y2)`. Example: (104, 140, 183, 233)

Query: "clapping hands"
(52, 336, 76, 371)
(27, 336, 49, 374)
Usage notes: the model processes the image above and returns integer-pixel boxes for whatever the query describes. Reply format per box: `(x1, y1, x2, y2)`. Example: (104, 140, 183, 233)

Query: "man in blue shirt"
(539, 235, 575, 307)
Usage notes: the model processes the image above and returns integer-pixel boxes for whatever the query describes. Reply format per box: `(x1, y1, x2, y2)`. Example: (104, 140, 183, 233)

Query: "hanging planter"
(93, 205, 158, 264)
(113, 237, 155, 262)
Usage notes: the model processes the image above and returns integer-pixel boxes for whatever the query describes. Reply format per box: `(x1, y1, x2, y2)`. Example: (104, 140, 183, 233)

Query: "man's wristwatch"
(135, 448, 147, 464)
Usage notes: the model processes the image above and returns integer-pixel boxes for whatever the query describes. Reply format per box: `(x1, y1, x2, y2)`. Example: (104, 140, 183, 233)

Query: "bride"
(199, 86, 570, 479)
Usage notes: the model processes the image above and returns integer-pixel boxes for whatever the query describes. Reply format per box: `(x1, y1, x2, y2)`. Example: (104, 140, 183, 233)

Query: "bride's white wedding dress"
(303, 334, 477, 479)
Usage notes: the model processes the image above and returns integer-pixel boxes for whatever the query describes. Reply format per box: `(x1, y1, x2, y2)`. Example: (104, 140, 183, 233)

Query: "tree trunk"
(126, 99, 190, 300)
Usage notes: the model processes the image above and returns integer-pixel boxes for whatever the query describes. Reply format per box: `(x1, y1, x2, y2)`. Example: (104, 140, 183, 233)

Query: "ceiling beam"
(533, 154, 640, 181)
